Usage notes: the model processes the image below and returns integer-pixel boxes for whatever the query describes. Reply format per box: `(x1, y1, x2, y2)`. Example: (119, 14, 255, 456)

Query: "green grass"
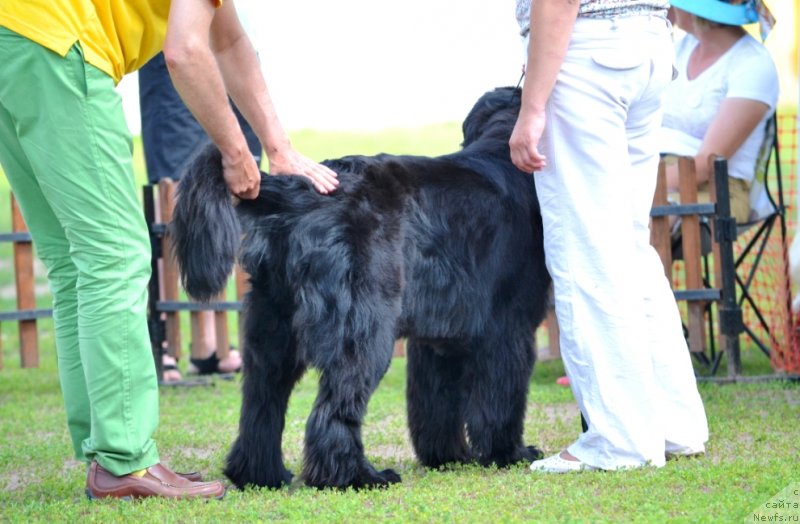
(1, 124, 799, 522)
(0, 342, 798, 522)
(289, 122, 464, 162)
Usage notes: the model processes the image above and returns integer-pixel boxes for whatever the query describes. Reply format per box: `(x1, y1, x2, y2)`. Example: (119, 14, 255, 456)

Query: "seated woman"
(660, 0, 778, 224)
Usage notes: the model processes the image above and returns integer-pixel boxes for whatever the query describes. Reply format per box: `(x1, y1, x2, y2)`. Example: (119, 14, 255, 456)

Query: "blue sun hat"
(669, 0, 776, 40)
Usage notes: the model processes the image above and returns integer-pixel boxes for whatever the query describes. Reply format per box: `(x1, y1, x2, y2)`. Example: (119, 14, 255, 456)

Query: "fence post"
(11, 194, 39, 368)
(213, 287, 230, 360)
(711, 157, 743, 377)
(650, 160, 673, 277)
(235, 267, 249, 353)
(143, 184, 164, 381)
(678, 157, 707, 353)
(158, 180, 183, 361)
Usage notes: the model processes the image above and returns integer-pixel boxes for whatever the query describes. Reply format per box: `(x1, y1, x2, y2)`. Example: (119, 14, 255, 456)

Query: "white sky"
(118, 0, 524, 133)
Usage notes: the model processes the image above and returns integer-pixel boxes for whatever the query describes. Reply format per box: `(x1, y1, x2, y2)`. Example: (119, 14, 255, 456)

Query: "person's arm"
(509, 0, 580, 173)
(666, 98, 770, 189)
(163, 0, 338, 197)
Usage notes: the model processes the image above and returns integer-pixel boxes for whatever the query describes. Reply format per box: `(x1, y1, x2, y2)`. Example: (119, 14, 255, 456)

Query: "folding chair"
(651, 154, 741, 377)
(729, 113, 793, 373)
(653, 113, 792, 377)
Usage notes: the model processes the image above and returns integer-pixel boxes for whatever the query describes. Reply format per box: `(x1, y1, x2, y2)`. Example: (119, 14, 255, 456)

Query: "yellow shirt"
(0, 0, 219, 84)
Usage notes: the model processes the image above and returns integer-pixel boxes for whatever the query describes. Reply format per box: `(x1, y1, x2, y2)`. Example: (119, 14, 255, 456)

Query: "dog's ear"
(461, 87, 521, 148)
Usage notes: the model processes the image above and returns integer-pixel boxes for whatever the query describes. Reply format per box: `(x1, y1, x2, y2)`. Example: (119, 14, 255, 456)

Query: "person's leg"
(141, 52, 214, 378)
(140, 52, 245, 375)
(0, 29, 159, 475)
(0, 97, 91, 460)
(533, 17, 676, 470)
(626, 27, 709, 457)
(728, 178, 751, 224)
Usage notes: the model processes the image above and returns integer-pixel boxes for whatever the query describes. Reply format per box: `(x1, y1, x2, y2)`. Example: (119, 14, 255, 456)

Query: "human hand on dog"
(268, 148, 339, 194)
(221, 149, 262, 200)
(509, 109, 547, 173)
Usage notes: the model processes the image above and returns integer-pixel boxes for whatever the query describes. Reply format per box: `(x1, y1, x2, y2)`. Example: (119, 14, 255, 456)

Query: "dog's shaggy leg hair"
(407, 330, 542, 469)
(406, 338, 472, 468)
(463, 324, 542, 467)
(171, 144, 240, 301)
(224, 285, 304, 489)
(297, 253, 403, 490)
(302, 347, 402, 490)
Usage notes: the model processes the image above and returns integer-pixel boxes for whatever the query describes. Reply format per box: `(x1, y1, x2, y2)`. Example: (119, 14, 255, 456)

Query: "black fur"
(172, 87, 550, 490)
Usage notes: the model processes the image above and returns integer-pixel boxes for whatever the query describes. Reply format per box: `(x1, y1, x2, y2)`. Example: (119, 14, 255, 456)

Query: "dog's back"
(229, 136, 546, 338)
(173, 86, 548, 346)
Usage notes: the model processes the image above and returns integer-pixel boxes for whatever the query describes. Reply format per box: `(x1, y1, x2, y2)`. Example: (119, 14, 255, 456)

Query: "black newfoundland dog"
(171, 86, 551, 490)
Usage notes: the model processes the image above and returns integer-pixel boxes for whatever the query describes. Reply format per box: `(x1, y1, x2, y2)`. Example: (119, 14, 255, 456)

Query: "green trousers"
(0, 27, 160, 476)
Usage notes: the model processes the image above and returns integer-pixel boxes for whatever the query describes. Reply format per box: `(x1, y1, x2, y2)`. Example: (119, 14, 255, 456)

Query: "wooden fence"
(651, 155, 744, 376)
(0, 194, 50, 369)
(0, 180, 406, 375)
(144, 180, 248, 380)
(3, 123, 796, 377)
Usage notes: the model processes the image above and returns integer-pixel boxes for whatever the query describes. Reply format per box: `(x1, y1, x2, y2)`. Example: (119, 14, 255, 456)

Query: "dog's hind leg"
(301, 323, 401, 490)
(464, 328, 542, 467)
(224, 288, 305, 490)
(406, 338, 472, 468)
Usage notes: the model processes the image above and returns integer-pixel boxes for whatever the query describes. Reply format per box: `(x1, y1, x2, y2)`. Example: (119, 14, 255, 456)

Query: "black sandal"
(161, 355, 183, 382)
(189, 350, 242, 375)
(189, 352, 221, 375)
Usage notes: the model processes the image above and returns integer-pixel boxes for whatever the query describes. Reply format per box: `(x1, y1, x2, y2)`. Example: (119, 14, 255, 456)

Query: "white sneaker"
(666, 444, 705, 460)
(530, 453, 599, 473)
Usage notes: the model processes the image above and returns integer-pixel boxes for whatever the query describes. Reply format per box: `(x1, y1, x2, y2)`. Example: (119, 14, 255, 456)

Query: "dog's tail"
(171, 143, 241, 302)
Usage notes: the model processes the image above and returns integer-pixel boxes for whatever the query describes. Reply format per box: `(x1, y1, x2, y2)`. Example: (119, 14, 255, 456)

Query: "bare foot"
(162, 354, 182, 383)
(218, 349, 242, 374)
(559, 450, 581, 462)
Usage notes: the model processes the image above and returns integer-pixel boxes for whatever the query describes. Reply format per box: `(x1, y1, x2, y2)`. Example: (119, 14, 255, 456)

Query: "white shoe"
(666, 444, 705, 460)
(530, 452, 599, 473)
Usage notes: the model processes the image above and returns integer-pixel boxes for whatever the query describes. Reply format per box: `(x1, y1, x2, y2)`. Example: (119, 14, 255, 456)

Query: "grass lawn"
(0, 341, 798, 522)
(1, 126, 799, 522)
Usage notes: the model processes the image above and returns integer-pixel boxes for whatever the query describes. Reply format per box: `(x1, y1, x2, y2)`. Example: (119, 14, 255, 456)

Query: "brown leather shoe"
(85, 461, 225, 500)
(176, 471, 203, 482)
(87, 463, 202, 482)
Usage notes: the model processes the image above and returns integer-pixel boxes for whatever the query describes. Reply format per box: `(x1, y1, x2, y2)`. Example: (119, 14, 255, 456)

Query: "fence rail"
(2, 113, 797, 373)
(0, 194, 48, 369)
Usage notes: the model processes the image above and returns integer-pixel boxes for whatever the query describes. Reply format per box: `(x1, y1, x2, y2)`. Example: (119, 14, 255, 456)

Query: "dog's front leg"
(406, 338, 473, 468)
(224, 291, 303, 490)
(301, 337, 401, 490)
(465, 328, 542, 467)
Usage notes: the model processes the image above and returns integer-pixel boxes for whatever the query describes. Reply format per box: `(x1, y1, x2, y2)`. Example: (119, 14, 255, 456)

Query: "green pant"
(0, 27, 160, 476)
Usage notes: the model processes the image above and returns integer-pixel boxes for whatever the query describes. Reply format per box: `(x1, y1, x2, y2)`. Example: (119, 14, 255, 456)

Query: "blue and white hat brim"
(670, 0, 759, 25)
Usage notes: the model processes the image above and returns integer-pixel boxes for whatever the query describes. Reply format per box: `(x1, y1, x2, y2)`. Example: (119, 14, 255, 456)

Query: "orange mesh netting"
(776, 110, 800, 374)
(725, 110, 797, 374)
(671, 110, 799, 375)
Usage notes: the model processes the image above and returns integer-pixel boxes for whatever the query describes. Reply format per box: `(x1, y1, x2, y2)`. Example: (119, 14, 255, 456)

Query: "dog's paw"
(314, 466, 402, 491)
(480, 445, 544, 468)
(351, 467, 402, 490)
(377, 468, 402, 485)
(522, 445, 544, 462)
(278, 468, 294, 487)
(225, 465, 293, 490)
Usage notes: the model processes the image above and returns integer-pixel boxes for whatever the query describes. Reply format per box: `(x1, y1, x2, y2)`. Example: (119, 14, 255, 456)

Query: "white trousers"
(533, 16, 708, 469)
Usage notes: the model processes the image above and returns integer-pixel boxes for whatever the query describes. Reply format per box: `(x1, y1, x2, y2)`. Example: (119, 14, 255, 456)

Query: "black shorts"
(138, 52, 262, 184)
